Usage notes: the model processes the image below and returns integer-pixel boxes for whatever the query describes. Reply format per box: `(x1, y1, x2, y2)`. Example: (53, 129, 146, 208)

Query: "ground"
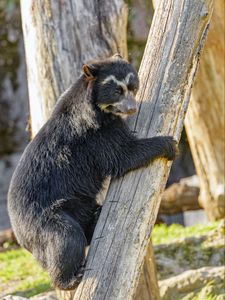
(0, 249, 50, 298)
(0, 220, 224, 299)
(153, 220, 225, 300)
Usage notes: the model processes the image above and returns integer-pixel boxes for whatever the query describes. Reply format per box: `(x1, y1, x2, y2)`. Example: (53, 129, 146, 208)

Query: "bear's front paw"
(66, 258, 87, 289)
(162, 136, 179, 161)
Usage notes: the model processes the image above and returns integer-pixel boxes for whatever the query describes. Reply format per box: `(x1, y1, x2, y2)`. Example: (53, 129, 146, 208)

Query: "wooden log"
(74, 1, 213, 299)
(185, 0, 225, 221)
(159, 176, 200, 215)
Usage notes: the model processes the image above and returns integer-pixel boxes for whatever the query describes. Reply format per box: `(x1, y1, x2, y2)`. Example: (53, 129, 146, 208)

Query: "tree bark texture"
(20, 0, 128, 136)
(185, 0, 225, 221)
(134, 241, 160, 300)
(74, 1, 213, 299)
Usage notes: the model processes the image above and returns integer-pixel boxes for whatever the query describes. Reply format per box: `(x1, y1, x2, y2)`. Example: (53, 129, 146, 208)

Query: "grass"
(0, 248, 51, 297)
(192, 280, 225, 300)
(151, 220, 222, 245)
(152, 221, 225, 300)
(0, 221, 223, 298)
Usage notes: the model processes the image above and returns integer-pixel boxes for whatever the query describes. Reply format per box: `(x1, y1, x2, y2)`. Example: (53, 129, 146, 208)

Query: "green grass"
(0, 248, 51, 297)
(191, 280, 225, 300)
(152, 220, 222, 245)
(0, 221, 223, 298)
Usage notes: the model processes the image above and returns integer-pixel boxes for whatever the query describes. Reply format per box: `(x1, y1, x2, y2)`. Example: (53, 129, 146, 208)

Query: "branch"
(74, 0, 213, 299)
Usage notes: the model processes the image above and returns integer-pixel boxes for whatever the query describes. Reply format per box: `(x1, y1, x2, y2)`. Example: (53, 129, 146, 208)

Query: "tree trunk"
(74, 0, 213, 299)
(135, 241, 160, 300)
(185, 0, 225, 221)
(20, 0, 128, 137)
(21, 1, 159, 299)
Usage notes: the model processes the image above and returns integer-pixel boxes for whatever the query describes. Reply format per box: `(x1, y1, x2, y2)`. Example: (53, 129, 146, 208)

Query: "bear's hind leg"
(37, 210, 88, 290)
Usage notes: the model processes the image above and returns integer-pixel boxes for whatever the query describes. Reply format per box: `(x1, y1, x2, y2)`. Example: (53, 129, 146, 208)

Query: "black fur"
(8, 56, 177, 290)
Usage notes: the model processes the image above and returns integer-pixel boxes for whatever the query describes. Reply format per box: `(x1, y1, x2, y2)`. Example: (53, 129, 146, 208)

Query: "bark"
(135, 241, 160, 300)
(20, 0, 128, 136)
(159, 266, 225, 300)
(74, 1, 213, 299)
(159, 176, 200, 215)
(185, 0, 225, 221)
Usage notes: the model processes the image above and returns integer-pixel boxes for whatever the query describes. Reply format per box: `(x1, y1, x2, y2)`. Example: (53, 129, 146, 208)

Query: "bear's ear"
(112, 53, 123, 60)
(82, 64, 96, 80)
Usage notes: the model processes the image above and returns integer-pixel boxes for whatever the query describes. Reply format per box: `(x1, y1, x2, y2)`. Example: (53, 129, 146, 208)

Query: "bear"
(8, 54, 177, 290)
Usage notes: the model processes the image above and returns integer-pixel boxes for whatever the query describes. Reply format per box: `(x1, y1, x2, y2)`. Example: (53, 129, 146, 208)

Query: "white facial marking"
(102, 72, 135, 96)
(124, 72, 134, 85)
(102, 75, 127, 92)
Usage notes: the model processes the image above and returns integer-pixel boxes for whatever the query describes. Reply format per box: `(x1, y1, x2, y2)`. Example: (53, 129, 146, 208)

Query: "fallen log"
(159, 176, 200, 215)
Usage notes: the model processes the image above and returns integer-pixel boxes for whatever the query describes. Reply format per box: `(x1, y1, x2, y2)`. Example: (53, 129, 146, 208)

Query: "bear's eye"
(115, 87, 123, 96)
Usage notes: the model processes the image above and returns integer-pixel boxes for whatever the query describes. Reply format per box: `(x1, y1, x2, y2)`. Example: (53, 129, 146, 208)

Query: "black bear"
(8, 55, 177, 290)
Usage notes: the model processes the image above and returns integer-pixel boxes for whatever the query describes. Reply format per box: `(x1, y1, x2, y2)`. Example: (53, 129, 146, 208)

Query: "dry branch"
(74, 1, 213, 299)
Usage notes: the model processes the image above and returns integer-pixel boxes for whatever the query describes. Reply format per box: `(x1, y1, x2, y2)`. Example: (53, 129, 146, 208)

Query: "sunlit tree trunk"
(185, 0, 225, 221)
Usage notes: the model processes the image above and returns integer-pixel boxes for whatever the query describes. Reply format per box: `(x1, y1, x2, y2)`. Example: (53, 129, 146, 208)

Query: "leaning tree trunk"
(74, 0, 213, 299)
(20, 1, 159, 299)
(185, 0, 225, 221)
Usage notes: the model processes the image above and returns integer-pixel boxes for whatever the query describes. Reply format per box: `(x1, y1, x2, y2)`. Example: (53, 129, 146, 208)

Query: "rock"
(154, 221, 225, 299)
(2, 291, 57, 300)
(3, 296, 28, 300)
(154, 221, 225, 280)
(31, 291, 57, 300)
(159, 266, 225, 300)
